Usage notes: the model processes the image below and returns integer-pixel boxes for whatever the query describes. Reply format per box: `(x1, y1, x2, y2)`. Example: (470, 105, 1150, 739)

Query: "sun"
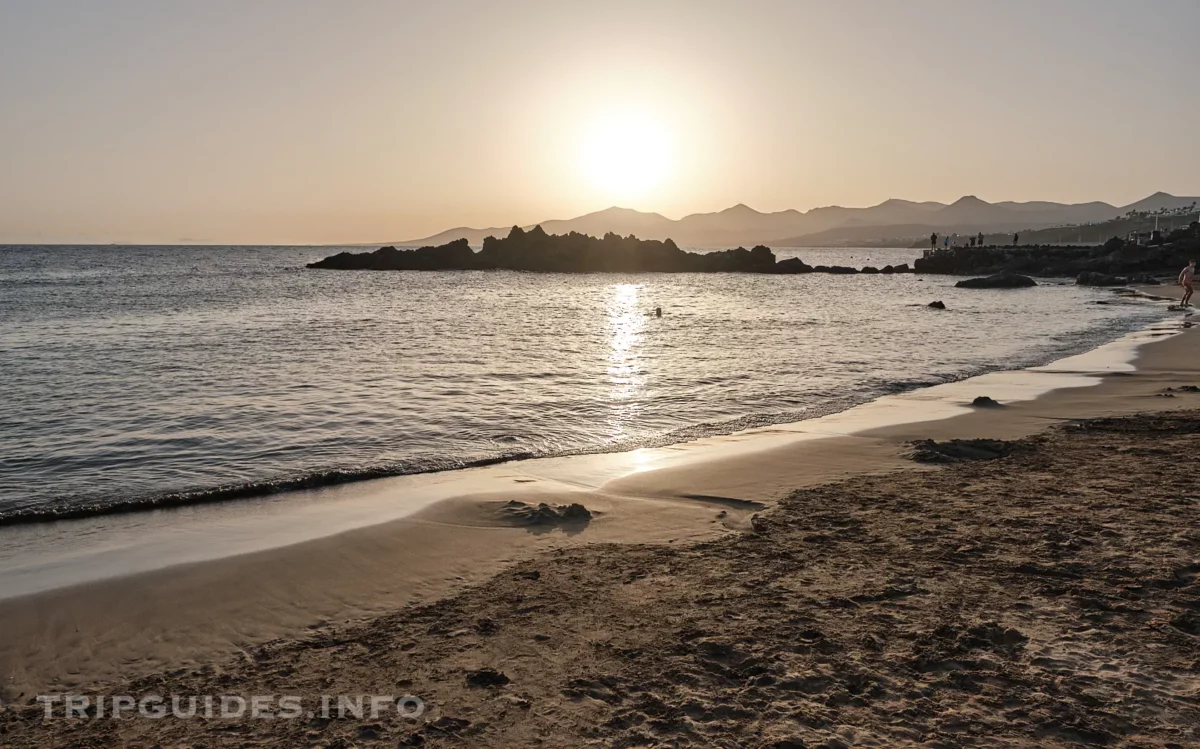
(579, 114, 672, 201)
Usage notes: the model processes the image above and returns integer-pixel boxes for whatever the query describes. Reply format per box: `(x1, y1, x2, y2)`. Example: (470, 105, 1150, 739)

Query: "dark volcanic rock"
(1076, 271, 1161, 286)
(927, 300, 946, 309)
(539, 503, 592, 523)
(309, 228, 793, 274)
(773, 257, 814, 274)
(306, 228, 908, 275)
(499, 500, 593, 528)
(972, 396, 1001, 407)
(955, 273, 1037, 289)
(1102, 236, 1126, 253)
(1077, 271, 1128, 286)
(308, 238, 483, 270)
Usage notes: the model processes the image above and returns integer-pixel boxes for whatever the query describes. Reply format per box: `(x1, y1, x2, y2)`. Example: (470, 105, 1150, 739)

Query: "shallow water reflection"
(606, 282, 647, 440)
(0, 244, 1166, 519)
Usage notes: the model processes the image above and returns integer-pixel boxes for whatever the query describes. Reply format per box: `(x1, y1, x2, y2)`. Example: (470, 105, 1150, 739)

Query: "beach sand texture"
(2, 318, 1199, 747)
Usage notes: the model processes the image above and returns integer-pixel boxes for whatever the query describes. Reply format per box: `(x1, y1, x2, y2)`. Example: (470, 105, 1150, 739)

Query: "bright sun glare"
(579, 115, 672, 201)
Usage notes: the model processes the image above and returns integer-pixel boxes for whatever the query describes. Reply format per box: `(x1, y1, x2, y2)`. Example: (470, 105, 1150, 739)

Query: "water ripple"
(0, 244, 1163, 523)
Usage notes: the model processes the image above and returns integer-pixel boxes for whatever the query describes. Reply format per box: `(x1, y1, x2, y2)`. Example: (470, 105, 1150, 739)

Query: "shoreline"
(1, 282, 1147, 532)
(0, 299, 1195, 699)
(0, 295, 1165, 600)
(2, 333, 1198, 747)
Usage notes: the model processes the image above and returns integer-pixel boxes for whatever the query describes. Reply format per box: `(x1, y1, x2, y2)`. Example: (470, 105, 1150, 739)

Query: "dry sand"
(2, 316, 1200, 747)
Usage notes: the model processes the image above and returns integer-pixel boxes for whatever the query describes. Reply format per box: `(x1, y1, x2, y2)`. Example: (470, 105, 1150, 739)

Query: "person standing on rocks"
(1179, 260, 1196, 307)
(931, 232, 938, 251)
(1012, 232, 1019, 246)
(977, 231, 984, 247)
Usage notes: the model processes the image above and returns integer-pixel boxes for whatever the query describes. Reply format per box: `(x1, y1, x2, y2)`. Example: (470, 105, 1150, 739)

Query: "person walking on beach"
(1179, 260, 1196, 307)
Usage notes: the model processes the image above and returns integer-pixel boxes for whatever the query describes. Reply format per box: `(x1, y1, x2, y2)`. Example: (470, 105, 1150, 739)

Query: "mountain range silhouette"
(392, 192, 1198, 248)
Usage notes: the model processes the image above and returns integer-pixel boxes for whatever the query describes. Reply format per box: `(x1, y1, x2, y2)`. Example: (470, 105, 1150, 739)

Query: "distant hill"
(1118, 191, 1200, 214)
(381, 192, 1199, 249)
(774, 193, 1194, 247)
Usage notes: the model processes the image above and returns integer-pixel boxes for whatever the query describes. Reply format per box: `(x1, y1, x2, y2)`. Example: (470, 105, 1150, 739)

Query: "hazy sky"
(1, 0, 1198, 244)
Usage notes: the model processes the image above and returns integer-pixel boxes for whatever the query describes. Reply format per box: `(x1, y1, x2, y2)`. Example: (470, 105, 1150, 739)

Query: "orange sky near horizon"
(1, 0, 1198, 244)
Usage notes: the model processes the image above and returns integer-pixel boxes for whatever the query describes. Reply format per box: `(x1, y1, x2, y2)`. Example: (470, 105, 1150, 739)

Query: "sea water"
(0, 244, 1165, 522)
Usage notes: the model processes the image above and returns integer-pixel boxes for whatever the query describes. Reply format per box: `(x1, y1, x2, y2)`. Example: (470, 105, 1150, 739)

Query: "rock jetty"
(913, 225, 1199, 278)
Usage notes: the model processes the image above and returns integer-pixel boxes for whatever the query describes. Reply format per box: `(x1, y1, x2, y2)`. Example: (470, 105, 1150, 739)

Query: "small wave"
(880, 378, 948, 394)
(0, 454, 535, 528)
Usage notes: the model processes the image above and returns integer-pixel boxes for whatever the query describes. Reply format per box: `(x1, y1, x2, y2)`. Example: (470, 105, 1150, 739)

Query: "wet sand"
(2, 312, 1199, 746)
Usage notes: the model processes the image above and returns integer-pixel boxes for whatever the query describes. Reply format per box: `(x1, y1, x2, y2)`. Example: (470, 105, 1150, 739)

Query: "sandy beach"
(5, 2, 1200, 745)
(3, 311, 1199, 747)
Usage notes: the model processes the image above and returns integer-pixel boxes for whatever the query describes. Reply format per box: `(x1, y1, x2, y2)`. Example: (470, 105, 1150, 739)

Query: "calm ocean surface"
(0, 244, 1164, 522)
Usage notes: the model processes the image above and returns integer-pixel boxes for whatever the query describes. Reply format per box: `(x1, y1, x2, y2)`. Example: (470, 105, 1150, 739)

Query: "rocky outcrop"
(310, 224, 1200, 277)
(498, 500, 592, 528)
(955, 273, 1037, 289)
(308, 227, 932, 275)
(773, 257, 814, 273)
(309, 227, 817, 274)
(308, 238, 482, 270)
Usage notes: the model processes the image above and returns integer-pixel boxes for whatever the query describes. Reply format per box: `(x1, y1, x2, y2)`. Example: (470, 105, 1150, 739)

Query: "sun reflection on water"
(605, 283, 647, 440)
